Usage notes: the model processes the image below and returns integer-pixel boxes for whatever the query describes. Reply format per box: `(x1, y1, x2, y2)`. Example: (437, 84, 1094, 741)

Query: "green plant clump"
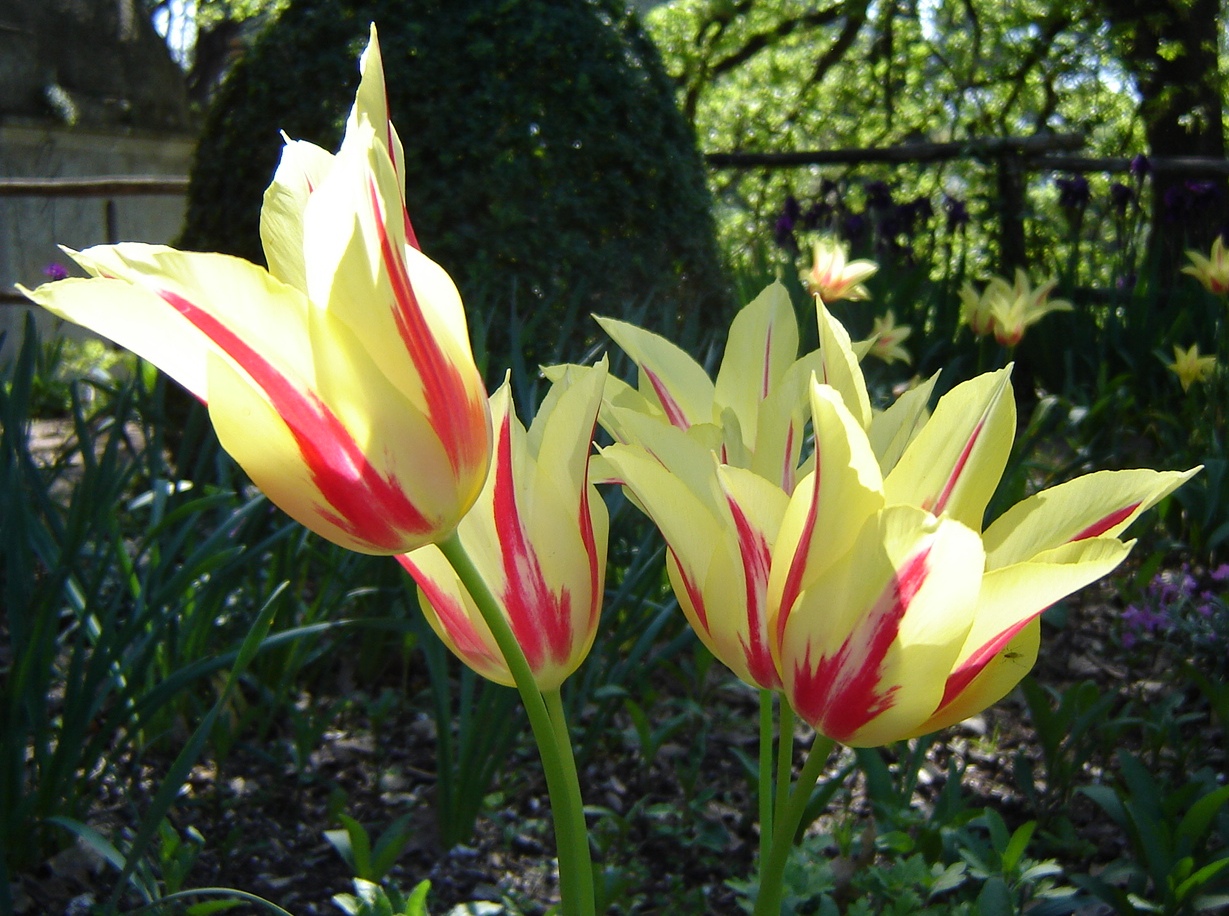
(180, 0, 731, 375)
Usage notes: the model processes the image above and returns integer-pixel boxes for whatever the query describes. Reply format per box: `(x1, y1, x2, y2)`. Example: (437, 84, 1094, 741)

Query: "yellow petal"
(816, 299, 871, 429)
(767, 380, 885, 632)
(868, 371, 939, 476)
(884, 367, 1015, 530)
(713, 281, 799, 449)
(24, 245, 313, 402)
(596, 315, 714, 429)
(912, 536, 1130, 735)
(260, 138, 336, 292)
(983, 467, 1199, 568)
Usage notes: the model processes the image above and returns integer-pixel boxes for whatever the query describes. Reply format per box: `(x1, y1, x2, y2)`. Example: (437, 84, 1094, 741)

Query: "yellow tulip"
(800, 237, 878, 303)
(768, 315, 1197, 745)
(19, 27, 491, 555)
(600, 419, 789, 692)
(1167, 343, 1218, 392)
(863, 309, 913, 366)
(961, 270, 1072, 347)
(580, 281, 819, 492)
(1182, 235, 1229, 296)
(398, 363, 609, 690)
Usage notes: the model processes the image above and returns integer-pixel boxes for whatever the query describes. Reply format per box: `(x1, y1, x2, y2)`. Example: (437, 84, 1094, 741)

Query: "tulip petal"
(714, 280, 799, 448)
(868, 371, 939, 476)
(982, 468, 1199, 568)
(596, 316, 715, 429)
(261, 138, 336, 293)
(752, 350, 824, 493)
(302, 119, 489, 481)
(816, 298, 871, 429)
(399, 549, 514, 686)
(777, 506, 983, 746)
(23, 245, 314, 403)
(884, 367, 1015, 530)
(768, 381, 885, 644)
(912, 535, 1130, 735)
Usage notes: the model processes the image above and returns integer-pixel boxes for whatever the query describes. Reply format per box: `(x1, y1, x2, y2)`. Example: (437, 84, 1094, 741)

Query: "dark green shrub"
(180, 0, 730, 376)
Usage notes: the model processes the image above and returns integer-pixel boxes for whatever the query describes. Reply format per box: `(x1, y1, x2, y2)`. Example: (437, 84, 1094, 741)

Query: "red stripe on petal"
(929, 417, 984, 516)
(1072, 502, 1139, 541)
(775, 462, 821, 648)
(370, 179, 487, 479)
(936, 614, 1035, 712)
(490, 410, 572, 673)
(761, 324, 774, 400)
(789, 545, 931, 742)
(671, 549, 711, 634)
(159, 288, 432, 550)
(397, 555, 505, 671)
(641, 364, 690, 429)
(726, 491, 781, 690)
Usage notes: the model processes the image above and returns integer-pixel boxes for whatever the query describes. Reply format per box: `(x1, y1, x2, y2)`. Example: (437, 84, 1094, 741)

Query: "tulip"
(19, 27, 491, 555)
(398, 363, 609, 691)
(961, 270, 1072, 347)
(863, 310, 913, 365)
(600, 420, 789, 691)
(800, 237, 878, 302)
(582, 281, 819, 492)
(1167, 343, 1218, 392)
(768, 320, 1196, 746)
(1182, 235, 1229, 296)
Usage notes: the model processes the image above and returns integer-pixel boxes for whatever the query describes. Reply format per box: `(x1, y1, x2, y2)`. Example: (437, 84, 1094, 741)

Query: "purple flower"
(42, 262, 69, 281)
(1129, 154, 1151, 178)
(1110, 182, 1133, 214)
(1210, 563, 1229, 582)
(773, 214, 798, 255)
(1056, 175, 1091, 210)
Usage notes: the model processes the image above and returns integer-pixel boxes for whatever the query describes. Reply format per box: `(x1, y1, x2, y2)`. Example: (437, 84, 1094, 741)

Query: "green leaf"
(1177, 786, 1229, 846)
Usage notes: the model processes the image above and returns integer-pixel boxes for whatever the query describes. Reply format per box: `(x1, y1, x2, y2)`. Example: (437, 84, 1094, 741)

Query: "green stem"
(758, 690, 774, 867)
(752, 733, 836, 916)
(774, 702, 795, 834)
(437, 532, 594, 916)
(544, 689, 596, 916)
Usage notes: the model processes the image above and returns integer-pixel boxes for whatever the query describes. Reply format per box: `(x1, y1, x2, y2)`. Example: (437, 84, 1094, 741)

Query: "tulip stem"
(544, 689, 596, 916)
(758, 690, 773, 867)
(752, 733, 836, 916)
(775, 702, 795, 833)
(437, 532, 594, 916)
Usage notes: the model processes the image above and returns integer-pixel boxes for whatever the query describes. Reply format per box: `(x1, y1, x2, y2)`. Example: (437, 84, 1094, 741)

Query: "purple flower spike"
(42, 262, 69, 281)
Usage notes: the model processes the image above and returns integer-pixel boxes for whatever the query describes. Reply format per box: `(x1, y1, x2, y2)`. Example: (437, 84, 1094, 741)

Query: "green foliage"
(324, 812, 417, 884)
(180, 0, 731, 378)
(333, 878, 432, 916)
(1075, 752, 1229, 914)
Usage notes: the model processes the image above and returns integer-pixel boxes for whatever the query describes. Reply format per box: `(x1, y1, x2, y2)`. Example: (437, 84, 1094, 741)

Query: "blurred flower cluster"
(960, 269, 1072, 347)
(1120, 563, 1229, 656)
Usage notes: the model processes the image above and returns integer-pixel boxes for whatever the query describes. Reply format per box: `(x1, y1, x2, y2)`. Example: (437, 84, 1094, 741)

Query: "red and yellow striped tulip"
(398, 363, 609, 690)
(599, 419, 789, 691)
(769, 365, 1195, 746)
(19, 27, 491, 555)
(587, 281, 818, 492)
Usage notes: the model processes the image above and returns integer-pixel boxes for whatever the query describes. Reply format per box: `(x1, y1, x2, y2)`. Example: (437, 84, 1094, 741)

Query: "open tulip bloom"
(591, 287, 1196, 916)
(15, 23, 1201, 916)
(19, 26, 491, 556)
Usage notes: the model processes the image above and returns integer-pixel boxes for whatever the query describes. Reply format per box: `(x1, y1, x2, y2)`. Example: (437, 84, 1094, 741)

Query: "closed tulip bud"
(398, 363, 609, 691)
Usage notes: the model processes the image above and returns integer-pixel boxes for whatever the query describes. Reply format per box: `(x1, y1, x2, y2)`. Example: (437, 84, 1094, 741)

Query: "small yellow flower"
(800, 237, 878, 303)
(1167, 343, 1218, 392)
(1182, 235, 1229, 296)
(864, 310, 913, 365)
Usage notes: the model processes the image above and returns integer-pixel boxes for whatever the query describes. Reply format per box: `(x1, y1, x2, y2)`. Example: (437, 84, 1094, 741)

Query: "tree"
(179, 0, 730, 377)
